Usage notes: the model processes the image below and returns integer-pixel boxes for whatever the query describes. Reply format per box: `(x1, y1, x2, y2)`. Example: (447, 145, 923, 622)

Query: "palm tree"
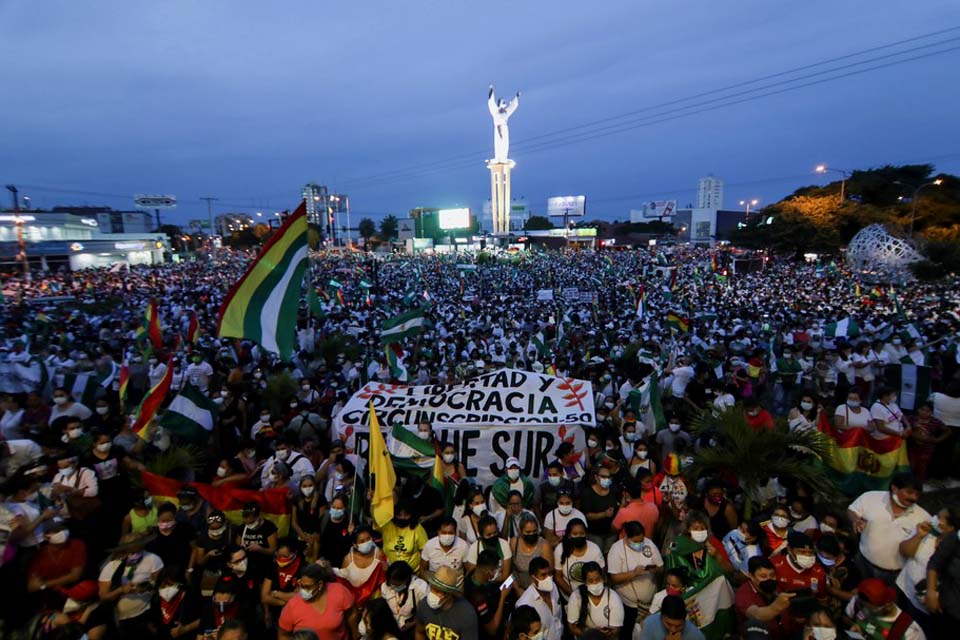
(686, 408, 842, 517)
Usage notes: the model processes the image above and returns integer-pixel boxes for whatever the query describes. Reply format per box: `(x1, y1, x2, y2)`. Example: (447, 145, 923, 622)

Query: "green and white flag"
(825, 317, 860, 338)
(901, 323, 922, 342)
(380, 308, 430, 345)
(61, 372, 101, 407)
(159, 383, 218, 445)
(98, 360, 121, 389)
(388, 423, 435, 475)
(665, 535, 736, 640)
(887, 363, 930, 411)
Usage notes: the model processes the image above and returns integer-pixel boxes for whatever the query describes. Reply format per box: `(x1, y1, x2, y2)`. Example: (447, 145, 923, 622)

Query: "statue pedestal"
(487, 159, 515, 236)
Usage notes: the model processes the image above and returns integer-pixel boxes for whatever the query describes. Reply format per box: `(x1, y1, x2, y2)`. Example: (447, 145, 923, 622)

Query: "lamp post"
(815, 165, 851, 205)
(908, 179, 943, 239)
(739, 198, 759, 221)
(345, 196, 352, 249)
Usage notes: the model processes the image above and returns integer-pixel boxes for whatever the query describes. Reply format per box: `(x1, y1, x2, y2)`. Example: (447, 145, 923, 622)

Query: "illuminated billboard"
(547, 195, 586, 217)
(438, 208, 471, 230)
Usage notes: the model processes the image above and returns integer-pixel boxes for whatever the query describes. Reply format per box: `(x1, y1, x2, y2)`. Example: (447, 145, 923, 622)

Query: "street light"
(815, 164, 851, 205)
(908, 179, 943, 239)
(739, 198, 759, 221)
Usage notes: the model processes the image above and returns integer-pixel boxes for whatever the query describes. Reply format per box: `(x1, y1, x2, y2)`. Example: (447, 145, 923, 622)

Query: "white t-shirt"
(670, 366, 696, 398)
(543, 508, 587, 538)
(421, 536, 469, 574)
(848, 491, 931, 570)
(554, 541, 606, 591)
(98, 552, 164, 620)
(869, 401, 905, 439)
(566, 586, 625, 630)
(516, 584, 563, 640)
(48, 401, 92, 425)
(834, 405, 871, 430)
(606, 538, 663, 608)
(896, 533, 937, 613)
(930, 392, 960, 427)
(379, 576, 430, 629)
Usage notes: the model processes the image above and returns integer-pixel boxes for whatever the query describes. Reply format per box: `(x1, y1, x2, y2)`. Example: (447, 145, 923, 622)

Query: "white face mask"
(811, 627, 837, 640)
(301, 485, 315, 497)
(819, 523, 835, 534)
(275, 449, 289, 461)
(536, 576, 554, 592)
(427, 591, 445, 610)
(547, 476, 562, 487)
(439, 534, 456, 547)
(800, 401, 814, 411)
(47, 530, 69, 545)
(60, 465, 77, 477)
(95, 442, 111, 453)
(507, 468, 520, 481)
(690, 529, 709, 543)
(216, 466, 229, 478)
(68, 428, 83, 439)
(442, 453, 456, 463)
(587, 582, 605, 596)
(891, 493, 909, 509)
(472, 504, 486, 517)
(357, 540, 376, 554)
(847, 400, 860, 409)
(299, 587, 317, 601)
(772, 516, 790, 529)
(587, 438, 599, 448)
(158, 585, 180, 601)
(53, 397, 68, 405)
(63, 598, 83, 614)
(558, 504, 573, 516)
(418, 430, 432, 440)
(96, 406, 110, 415)
(793, 553, 816, 570)
(668, 423, 681, 432)
(231, 559, 248, 574)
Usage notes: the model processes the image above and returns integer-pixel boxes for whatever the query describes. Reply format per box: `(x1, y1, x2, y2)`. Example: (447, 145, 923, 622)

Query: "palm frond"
(145, 444, 206, 482)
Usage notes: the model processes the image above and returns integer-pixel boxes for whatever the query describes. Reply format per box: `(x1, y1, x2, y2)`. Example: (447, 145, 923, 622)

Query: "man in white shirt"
(847, 473, 930, 585)
(97, 534, 164, 633)
(1, 439, 42, 479)
(184, 355, 213, 392)
(517, 557, 564, 640)
(259, 437, 315, 489)
(420, 518, 469, 577)
(607, 521, 663, 635)
(668, 358, 696, 399)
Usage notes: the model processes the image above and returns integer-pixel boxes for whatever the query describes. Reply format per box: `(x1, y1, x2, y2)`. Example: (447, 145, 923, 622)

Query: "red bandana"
(160, 592, 186, 625)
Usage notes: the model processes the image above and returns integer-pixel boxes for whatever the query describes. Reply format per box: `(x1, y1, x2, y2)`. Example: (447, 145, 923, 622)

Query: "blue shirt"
(639, 614, 705, 640)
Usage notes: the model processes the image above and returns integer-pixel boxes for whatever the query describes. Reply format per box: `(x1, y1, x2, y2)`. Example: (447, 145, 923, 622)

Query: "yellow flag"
(368, 402, 396, 528)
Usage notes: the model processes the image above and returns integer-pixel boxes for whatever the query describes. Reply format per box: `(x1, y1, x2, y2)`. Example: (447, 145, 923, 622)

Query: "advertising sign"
(438, 208, 471, 230)
(638, 200, 677, 218)
(547, 195, 586, 217)
(134, 195, 177, 209)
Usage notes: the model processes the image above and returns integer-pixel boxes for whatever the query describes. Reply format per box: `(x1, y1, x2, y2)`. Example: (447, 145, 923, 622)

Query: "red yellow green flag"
(132, 356, 174, 440)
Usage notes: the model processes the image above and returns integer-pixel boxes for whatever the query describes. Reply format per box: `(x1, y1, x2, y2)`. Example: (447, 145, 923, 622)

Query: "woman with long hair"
(360, 597, 403, 640)
(554, 518, 605, 598)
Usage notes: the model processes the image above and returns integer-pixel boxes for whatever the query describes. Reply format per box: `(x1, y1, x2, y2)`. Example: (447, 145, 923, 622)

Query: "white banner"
(536, 289, 555, 302)
(334, 369, 594, 485)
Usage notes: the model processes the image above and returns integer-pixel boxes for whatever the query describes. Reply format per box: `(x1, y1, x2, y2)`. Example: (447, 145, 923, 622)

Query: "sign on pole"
(134, 195, 177, 209)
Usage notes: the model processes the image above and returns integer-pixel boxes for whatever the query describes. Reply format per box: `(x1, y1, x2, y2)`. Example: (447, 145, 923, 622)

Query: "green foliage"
(145, 445, 206, 482)
(307, 224, 323, 250)
(686, 408, 842, 515)
(316, 334, 362, 367)
(911, 230, 960, 280)
(265, 369, 298, 416)
(524, 215, 553, 231)
(358, 218, 377, 241)
(380, 215, 399, 239)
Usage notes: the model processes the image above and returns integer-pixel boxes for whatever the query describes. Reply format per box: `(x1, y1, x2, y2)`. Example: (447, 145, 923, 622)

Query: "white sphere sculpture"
(845, 224, 921, 276)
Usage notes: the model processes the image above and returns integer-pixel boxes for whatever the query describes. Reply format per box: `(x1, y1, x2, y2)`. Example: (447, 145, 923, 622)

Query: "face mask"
(558, 505, 573, 516)
(628, 540, 645, 552)
(637, 450, 649, 459)
(60, 465, 77, 477)
(47, 530, 69, 545)
(208, 527, 225, 538)
(666, 586, 684, 596)
(605, 445, 617, 452)
(772, 516, 790, 529)
(820, 523, 835, 534)
(708, 495, 724, 505)
(536, 576, 554, 592)
(528, 632, 544, 640)
(245, 449, 256, 459)
(570, 536, 587, 549)
(301, 485, 315, 497)
(231, 559, 248, 574)
(847, 400, 860, 409)
(599, 477, 612, 489)
(758, 579, 778, 595)
(253, 372, 263, 379)
(216, 466, 229, 478)
(53, 397, 68, 405)
(290, 402, 299, 409)
(159, 585, 180, 601)
(442, 453, 456, 463)
(439, 534, 456, 547)
(817, 553, 836, 567)
(523, 532, 540, 544)
(624, 432, 638, 442)
(690, 529, 709, 544)
(357, 540, 376, 554)
(811, 628, 837, 640)
(790, 509, 805, 520)
(158, 520, 175, 532)
(301, 385, 311, 391)
(507, 469, 520, 481)
(63, 598, 83, 614)
(96, 442, 111, 453)
(275, 449, 289, 461)
(68, 428, 83, 439)
(548, 476, 562, 487)
(472, 504, 486, 517)
(299, 587, 317, 601)
(358, 619, 367, 639)
(418, 431, 431, 440)
(588, 438, 599, 448)
(261, 416, 271, 424)
(427, 591, 445, 610)
(330, 508, 345, 520)
(800, 401, 814, 411)
(793, 554, 816, 570)
(668, 423, 681, 433)
(96, 406, 110, 415)
(587, 583, 605, 596)
(393, 518, 411, 529)
(143, 496, 153, 507)
(127, 552, 143, 563)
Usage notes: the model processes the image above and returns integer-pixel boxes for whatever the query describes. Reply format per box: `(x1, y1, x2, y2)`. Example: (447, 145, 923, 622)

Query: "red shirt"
(771, 554, 826, 596)
(27, 539, 86, 583)
(734, 581, 787, 640)
(746, 409, 775, 431)
(279, 582, 354, 640)
(612, 500, 659, 538)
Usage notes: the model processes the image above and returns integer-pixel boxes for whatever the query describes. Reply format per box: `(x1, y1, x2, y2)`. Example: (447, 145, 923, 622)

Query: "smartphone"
(500, 575, 515, 591)
(845, 633, 865, 640)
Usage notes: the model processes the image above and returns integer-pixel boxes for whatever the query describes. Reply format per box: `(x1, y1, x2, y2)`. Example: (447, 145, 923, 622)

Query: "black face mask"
(393, 518, 410, 528)
(522, 533, 540, 545)
(571, 536, 588, 549)
(482, 535, 499, 546)
(758, 579, 778, 595)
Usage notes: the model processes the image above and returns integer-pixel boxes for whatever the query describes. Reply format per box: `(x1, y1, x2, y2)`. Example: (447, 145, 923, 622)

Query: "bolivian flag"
(136, 299, 163, 349)
(118, 359, 130, 412)
(666, 311, 690, 333)
(217, 202, 309, 361)
(141, 470, 290, 536)
(817, 411, 910, 496)
(185, 309, 200, 344)
(132, 356, 174, 440)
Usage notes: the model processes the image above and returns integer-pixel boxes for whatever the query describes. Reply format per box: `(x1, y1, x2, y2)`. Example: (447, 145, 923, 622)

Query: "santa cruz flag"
(218, 202, 309, 361)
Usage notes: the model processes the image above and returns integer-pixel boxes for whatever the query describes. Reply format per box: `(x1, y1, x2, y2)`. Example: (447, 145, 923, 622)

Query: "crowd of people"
(0, 245, 959, 640)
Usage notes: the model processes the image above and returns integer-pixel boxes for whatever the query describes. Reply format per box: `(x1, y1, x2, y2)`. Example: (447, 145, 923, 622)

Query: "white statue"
(488, 83, 520, 163)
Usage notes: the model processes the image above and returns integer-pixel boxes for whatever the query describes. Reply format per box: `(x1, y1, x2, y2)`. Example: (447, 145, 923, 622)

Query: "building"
(0, 207, 167, 271)
(672, 208, 745, 244)
(215, 213, 255, 237)
(696, 175, 724, 209)
(301, 183, 349, 245)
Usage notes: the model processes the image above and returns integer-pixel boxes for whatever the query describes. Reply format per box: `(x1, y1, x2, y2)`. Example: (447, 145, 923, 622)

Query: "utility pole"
(200, 196, 218, 254)
(5, 185, 28, 276)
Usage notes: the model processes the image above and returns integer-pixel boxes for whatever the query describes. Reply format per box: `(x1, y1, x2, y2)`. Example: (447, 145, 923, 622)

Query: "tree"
(524, 215, 553, 231)
(358, 218, 376, 243)
(380, 215, 399, 239)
